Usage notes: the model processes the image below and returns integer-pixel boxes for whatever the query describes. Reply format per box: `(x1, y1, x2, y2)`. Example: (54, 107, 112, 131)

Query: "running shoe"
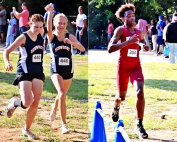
(134, 125, 148, 139)
(4, 97, 18, 118)
(22, 128, 37, 140)
(112, 106, 120, 122)
(49, 103, 57, 121)
(62, 124, 70, 134)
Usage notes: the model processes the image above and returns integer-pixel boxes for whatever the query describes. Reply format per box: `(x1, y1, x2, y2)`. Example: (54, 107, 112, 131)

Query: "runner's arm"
(108, 27, 138, 53)
(67, 34, 85, 52)
(3, 35, 26, 64)
(46, 4, 54, 42)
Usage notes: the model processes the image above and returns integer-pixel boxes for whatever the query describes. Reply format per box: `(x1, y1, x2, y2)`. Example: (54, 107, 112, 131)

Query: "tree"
(89, 0, 124, 48)
(89, 0, 177, 49)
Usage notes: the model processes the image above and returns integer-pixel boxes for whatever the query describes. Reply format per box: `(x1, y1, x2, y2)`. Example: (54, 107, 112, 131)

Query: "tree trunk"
(165, 8, 168, 19)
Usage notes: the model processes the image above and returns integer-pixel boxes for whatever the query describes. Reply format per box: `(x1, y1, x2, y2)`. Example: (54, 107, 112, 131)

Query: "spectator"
(13, 2, 29, 34)
(136, 16, 150, 50)
(43, 3, 60, 54)
(169, 16, 172, 23)
(163, 12, 177, 63)
(107, 18, 114, 44)
(71, 6, 88, 55)
(155, 14, 166, 56)
(4, 12, 17, 48)
(0, 3, 7, 43)
(150, 19, 157, 52)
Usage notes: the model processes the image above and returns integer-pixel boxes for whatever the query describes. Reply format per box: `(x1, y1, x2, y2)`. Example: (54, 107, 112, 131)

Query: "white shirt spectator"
(76, 14, 87, 28)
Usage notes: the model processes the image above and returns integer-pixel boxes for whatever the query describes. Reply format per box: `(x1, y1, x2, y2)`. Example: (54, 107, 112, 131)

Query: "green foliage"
(31, 0, 88, 15)
(89, 0, 177, 48)
(89, 0, 116, 8)
(89, 1, 123, 48)
(132, 0, 177, 21)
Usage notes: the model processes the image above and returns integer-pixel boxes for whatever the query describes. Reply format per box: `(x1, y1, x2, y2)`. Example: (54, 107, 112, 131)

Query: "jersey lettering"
(59, 58, 70, 66)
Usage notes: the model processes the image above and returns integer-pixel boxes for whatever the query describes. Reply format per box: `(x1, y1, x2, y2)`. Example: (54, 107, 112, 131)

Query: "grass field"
(0, 53, 88, 142)
(88, 61, 177, 142)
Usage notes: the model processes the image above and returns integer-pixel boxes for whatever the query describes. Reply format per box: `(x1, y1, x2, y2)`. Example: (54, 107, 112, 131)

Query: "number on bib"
(127, 49, 137, 57)
(59, 58, 70, 66)
(32, 54, 42, 62)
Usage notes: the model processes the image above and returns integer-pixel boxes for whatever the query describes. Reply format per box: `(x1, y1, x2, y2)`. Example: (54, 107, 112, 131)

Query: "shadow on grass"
(147, 138, 176, 142)
(71, 130, 90, 135)
(0, 71, 88, 101)
(145, 79, 177, 91)
(0, 71, 16, 84)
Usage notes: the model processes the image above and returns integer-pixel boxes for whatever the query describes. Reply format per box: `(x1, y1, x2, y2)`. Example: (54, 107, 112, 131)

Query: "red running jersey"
(118, 26, 141, 68)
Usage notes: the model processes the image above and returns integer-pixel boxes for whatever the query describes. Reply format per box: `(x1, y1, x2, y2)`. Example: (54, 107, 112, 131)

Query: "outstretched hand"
(12, 7, 16, 12)
(45, 3, 54, 12)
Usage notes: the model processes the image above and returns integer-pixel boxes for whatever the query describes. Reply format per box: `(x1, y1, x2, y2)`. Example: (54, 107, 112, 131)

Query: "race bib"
(127, 49, 137, 57)
(59, 58, 70, 66)
(32, 54, 42, 62)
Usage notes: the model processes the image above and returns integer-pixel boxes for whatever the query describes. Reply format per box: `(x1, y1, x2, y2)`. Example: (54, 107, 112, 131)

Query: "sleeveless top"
(118, 26, 141, 68)
(16, 33, 44, 74)
(50, 33, 74, 74)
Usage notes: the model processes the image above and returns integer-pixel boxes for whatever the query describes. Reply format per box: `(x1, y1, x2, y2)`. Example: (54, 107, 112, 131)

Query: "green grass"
(89, 62, 177, 140)
(0, 53, 88, 141)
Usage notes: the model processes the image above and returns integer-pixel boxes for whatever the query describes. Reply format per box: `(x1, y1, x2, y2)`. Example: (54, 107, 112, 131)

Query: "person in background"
(107, 18, 114, 44)
(13, 2, 29, 34)
(0, 3, 7, 43)
(163, 12, 177, 61)
(136, 16, 150, 50)
(169, 16, 172, 23)
(4, 12, 17, 49)
(150, 19, 157, 52)
(71, 6, 88, 55)
(43, 3, 60, 54)
(155, 14, 166, 56)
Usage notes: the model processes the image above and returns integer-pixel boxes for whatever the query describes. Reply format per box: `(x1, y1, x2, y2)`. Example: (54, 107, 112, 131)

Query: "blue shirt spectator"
(156, 15, 166, 36)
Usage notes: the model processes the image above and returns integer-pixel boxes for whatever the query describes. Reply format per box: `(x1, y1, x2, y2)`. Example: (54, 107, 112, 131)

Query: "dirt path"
(0, 98, 89, 142)
(88, 50, 176, 142)
(88, 98, 177, 142)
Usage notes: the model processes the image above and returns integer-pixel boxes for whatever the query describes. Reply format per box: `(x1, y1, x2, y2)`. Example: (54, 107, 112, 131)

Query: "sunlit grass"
(0, 53, 88, 141)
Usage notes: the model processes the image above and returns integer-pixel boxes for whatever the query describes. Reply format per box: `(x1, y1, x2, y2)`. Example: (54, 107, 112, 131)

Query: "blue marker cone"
(90, 101, 107, 142)
(114, 120, 126, 142)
